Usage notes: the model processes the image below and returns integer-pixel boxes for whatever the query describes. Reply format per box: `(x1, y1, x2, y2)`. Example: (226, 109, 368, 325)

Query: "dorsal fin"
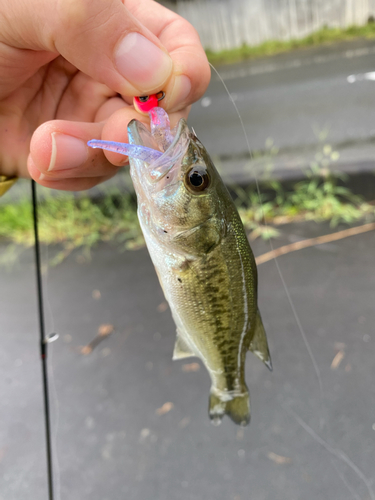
(248, 310, 272, 371)
(172, 332, 195, 360)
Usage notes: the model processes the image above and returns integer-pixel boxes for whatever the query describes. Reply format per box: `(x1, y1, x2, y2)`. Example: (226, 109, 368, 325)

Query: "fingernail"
(48, 133, 88, 171)
(169, 75, 191, 109)
(115, 32, 173, 93)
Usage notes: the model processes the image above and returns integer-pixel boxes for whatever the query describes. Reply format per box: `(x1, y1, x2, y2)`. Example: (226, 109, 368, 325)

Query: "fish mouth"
(128, 116, 188, 151)
(128, 117, 190, 183)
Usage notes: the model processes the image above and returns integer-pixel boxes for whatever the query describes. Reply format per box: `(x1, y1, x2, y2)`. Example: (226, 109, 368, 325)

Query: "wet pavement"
(190, 38, 375, 182)
(1, 217, 375, 500)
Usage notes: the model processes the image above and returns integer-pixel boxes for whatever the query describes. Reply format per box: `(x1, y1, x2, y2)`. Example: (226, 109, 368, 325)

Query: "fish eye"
(185, 166, 210, 193)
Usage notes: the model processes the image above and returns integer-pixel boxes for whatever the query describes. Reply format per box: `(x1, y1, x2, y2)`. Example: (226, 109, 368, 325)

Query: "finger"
(0, 0, 173, 96)
(54, 71, 119, 122)
(94, 96, 129, 123)
(51, 68, 127, 122)
(29, 158, 117, 191)
(28, 120, 124, 185)
(125, 0, 211, 112)
(101, 108, 148, 165)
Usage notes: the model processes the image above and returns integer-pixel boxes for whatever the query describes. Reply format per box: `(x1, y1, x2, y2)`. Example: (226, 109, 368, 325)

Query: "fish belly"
(143, 218, 258, 391)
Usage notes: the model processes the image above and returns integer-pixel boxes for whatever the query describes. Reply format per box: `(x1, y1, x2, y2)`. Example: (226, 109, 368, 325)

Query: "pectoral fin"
(249, 310, 272, 371)
(172, 333, 195, 360)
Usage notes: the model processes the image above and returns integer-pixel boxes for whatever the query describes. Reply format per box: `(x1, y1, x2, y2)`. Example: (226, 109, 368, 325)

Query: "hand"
(0, 0, 210, 190)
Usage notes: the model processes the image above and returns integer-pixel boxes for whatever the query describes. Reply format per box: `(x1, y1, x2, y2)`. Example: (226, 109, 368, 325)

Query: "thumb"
(1, 0, 173, 96)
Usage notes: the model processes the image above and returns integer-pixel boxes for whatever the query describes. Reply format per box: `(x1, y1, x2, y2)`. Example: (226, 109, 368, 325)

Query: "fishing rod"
(31, 180, 54, 500)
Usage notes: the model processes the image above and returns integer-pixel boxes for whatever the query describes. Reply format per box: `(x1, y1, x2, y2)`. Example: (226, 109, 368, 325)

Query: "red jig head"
(134, 91, 165, 115)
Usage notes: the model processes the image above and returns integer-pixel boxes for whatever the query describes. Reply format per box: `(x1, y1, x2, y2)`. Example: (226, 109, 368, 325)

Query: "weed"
(206, 23, 375, 66)
(235, 142, 375, 239)
(0, 141, 373, 264)
(0, 184, 143, 265)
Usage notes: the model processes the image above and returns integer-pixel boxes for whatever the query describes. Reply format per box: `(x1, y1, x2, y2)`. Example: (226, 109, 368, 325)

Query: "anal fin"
(172, 332, 195, 360)
(249, 310, 273, 371)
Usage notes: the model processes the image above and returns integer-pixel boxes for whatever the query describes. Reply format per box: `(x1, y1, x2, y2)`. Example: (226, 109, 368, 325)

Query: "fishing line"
(31, 180, 55, 500)
(209, 62, 373, 498)
(284, 405, 375, 500)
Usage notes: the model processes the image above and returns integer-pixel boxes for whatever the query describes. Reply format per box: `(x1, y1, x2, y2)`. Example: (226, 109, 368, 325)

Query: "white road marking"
(347, 71, 375, 83)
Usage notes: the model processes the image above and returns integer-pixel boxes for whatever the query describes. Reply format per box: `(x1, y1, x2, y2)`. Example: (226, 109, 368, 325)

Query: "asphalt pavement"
(1, 218, 375, 500)
(190, 38, 375, 182)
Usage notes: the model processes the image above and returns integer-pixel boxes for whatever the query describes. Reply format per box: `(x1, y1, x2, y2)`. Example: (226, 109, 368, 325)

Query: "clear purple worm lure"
(87, 139, 163, 163)
(87, 106, 173, 162)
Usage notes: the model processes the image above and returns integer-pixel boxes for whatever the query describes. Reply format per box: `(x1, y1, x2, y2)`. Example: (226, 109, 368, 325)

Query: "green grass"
(235, 172, 375, 241)
(0, 188, 143, 265)
(232, 142, 375, 240)
(206, 23, 375, 65)
(0, 142, 374, 264)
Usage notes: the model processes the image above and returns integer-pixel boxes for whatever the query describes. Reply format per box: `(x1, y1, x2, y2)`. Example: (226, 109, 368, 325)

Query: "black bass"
(88, 107, 272, 426)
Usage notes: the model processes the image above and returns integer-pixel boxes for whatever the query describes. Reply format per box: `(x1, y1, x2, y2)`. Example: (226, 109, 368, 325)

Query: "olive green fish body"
(128, 117, 271, 426)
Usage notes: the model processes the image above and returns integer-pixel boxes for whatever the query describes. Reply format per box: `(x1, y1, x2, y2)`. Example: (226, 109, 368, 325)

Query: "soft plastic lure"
(87, 139, 163, 163)
(87, 98, 173, 162)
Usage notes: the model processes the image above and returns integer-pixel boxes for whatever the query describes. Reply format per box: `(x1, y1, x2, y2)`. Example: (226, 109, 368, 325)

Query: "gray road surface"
(1, 220, 375, 500)
(190, 39, 375, 181)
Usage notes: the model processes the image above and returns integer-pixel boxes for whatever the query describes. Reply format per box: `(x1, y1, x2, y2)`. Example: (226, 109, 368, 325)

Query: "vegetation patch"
(206, 23, 375, 65)
(0, 186, 143, 265)
(235, 170, 375, 241)
(234, 141, 375, 240)
(0, 143, 374, 265)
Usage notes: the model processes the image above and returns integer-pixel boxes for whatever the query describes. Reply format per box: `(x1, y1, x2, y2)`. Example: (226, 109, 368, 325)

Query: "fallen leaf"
(181, 362, 200, 372)
(267, 452, 292, 465)
(156, 402, 174, 415)
(98, 324, 114, 336)
(157, 302, 168, 312)
(80, 345, 92, 355)
(79, 324, 114, 355)
(331, 350, 345, 370)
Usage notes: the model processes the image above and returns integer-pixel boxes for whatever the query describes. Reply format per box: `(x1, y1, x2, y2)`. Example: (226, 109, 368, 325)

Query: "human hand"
(0, 0, 210, 190)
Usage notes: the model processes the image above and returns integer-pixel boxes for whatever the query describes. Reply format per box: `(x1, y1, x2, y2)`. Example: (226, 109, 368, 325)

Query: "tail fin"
(209, 390, 250, 427)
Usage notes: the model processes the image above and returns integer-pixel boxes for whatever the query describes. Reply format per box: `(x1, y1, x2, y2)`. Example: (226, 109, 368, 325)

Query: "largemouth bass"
(88, 108, 272, 426)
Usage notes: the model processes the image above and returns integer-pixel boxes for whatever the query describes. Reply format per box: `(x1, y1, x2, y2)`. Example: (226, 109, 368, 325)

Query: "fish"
(88, 107, 272, 426)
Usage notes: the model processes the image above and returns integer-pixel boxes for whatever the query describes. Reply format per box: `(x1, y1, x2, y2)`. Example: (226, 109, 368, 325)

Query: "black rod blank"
(31, 180, 54, 500)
